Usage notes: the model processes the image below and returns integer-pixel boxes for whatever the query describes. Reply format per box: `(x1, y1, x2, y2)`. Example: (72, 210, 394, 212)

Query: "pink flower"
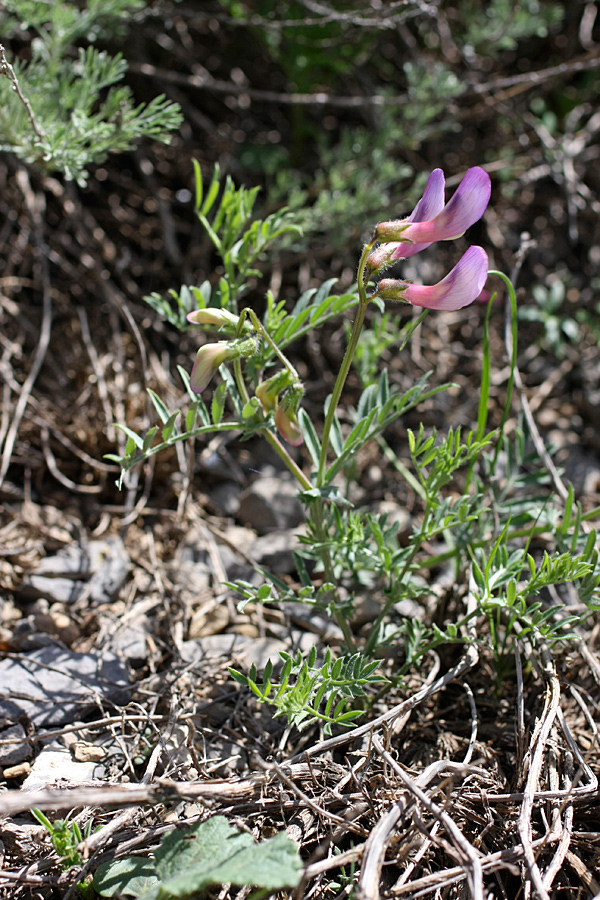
(375, 167, 491, 255)
(376, 246, 489, 311)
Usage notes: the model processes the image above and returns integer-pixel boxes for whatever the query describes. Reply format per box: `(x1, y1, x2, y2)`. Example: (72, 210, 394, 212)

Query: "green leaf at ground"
(93, 816, 302, 899)
(93, 857, 158, 897)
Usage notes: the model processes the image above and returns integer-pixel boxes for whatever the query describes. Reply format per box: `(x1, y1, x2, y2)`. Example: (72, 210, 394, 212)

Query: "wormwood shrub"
(0, 0, 182, 185)
(109, 164, 600, 731)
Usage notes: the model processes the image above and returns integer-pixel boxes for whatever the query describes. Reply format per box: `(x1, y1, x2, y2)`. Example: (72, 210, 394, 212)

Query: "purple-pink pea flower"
(368, 166, 491, 309)
(375, 167, 491, 252)
(376, 246, 489, 312)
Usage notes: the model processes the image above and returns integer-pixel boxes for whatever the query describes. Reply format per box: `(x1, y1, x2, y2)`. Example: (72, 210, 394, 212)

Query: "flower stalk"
(316, 239, 375, 487)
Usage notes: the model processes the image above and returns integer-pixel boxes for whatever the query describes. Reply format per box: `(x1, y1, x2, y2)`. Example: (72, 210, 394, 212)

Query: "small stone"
(188, 604, 229, 639)
(71, 742, 106, 763)
(21, 742, 104, 791)
(21, 538, 130, 605)
(181, 633, 286, 671)
(215, 525, 257, 581)
(0, 700, 24, 729)
(30, 611, 80, 646)
(209, 482, 241, 516)
(352, 594, 383, 628)
(2, 762, 30, 779)
(87, 538, 131, 603)
(0, 627, 13, 648)
(173, 560, 213, 610)
(105, 616, 150, 665)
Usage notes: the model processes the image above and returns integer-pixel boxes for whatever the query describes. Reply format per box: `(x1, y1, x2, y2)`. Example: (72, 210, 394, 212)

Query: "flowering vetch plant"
(180, 166, 492, 471)
(111, 162, 600, 739)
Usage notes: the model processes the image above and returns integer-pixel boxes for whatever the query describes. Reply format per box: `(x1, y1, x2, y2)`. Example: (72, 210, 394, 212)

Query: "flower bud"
(256, 370, 293, 413)
(187, 308, 251, 333)
(364, 243, 404, 277)
(189, 335, 260, 393)
(275, 402, 303, 446)
(273, 384, 304, 446)
(190, 342, 239, 393)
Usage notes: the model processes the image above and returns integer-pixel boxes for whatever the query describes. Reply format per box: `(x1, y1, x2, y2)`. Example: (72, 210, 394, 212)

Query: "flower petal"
(275, 405, 304, 446)
(392, 168, 446, 259)
(376, 167, 491, 248)
(402, 246, 489, 310)
(377, 247, 488, 311)
(190, 343, 236, 393)
(400, 167, 491, 244)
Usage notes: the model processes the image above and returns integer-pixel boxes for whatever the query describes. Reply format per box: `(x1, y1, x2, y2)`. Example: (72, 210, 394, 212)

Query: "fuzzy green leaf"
(94, 817, 301, 899)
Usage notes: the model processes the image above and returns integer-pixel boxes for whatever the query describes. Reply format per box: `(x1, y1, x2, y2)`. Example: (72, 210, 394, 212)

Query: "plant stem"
(316, 241, 374, 487)
(363, 502, 433, 658)
(244, 308, 301, 383)
(309, 241, 377, 650)
(311, 502, 357, 652)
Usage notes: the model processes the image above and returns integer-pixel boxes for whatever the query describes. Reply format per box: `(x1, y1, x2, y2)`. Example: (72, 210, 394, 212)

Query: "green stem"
(316, 241, 374, 487)
(233, 357, 250, 406)
(243, 308, 301, 383)
(309, 501, 356, 652)
(363, 502, 433, 658)
(489, 270, 518, 468)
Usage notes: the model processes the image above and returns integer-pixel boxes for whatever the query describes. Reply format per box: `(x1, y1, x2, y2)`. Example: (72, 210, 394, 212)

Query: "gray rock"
(250, 529, 303, 575)
(87, 538, 131, 603)
(21, 741, 104, 791)
(105, 617, 149, 665)
(0, 645, 130, 727)
(238, 477, 304, 534)
(209, 482, 242, 517)
(215, 525, 257, 581)
(180, 633, 286, 671)
(0, 724, 32, 766)
(22, 538, 130, 605)
(0, 700, 24, 728)
(173, 559, 212, 595)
